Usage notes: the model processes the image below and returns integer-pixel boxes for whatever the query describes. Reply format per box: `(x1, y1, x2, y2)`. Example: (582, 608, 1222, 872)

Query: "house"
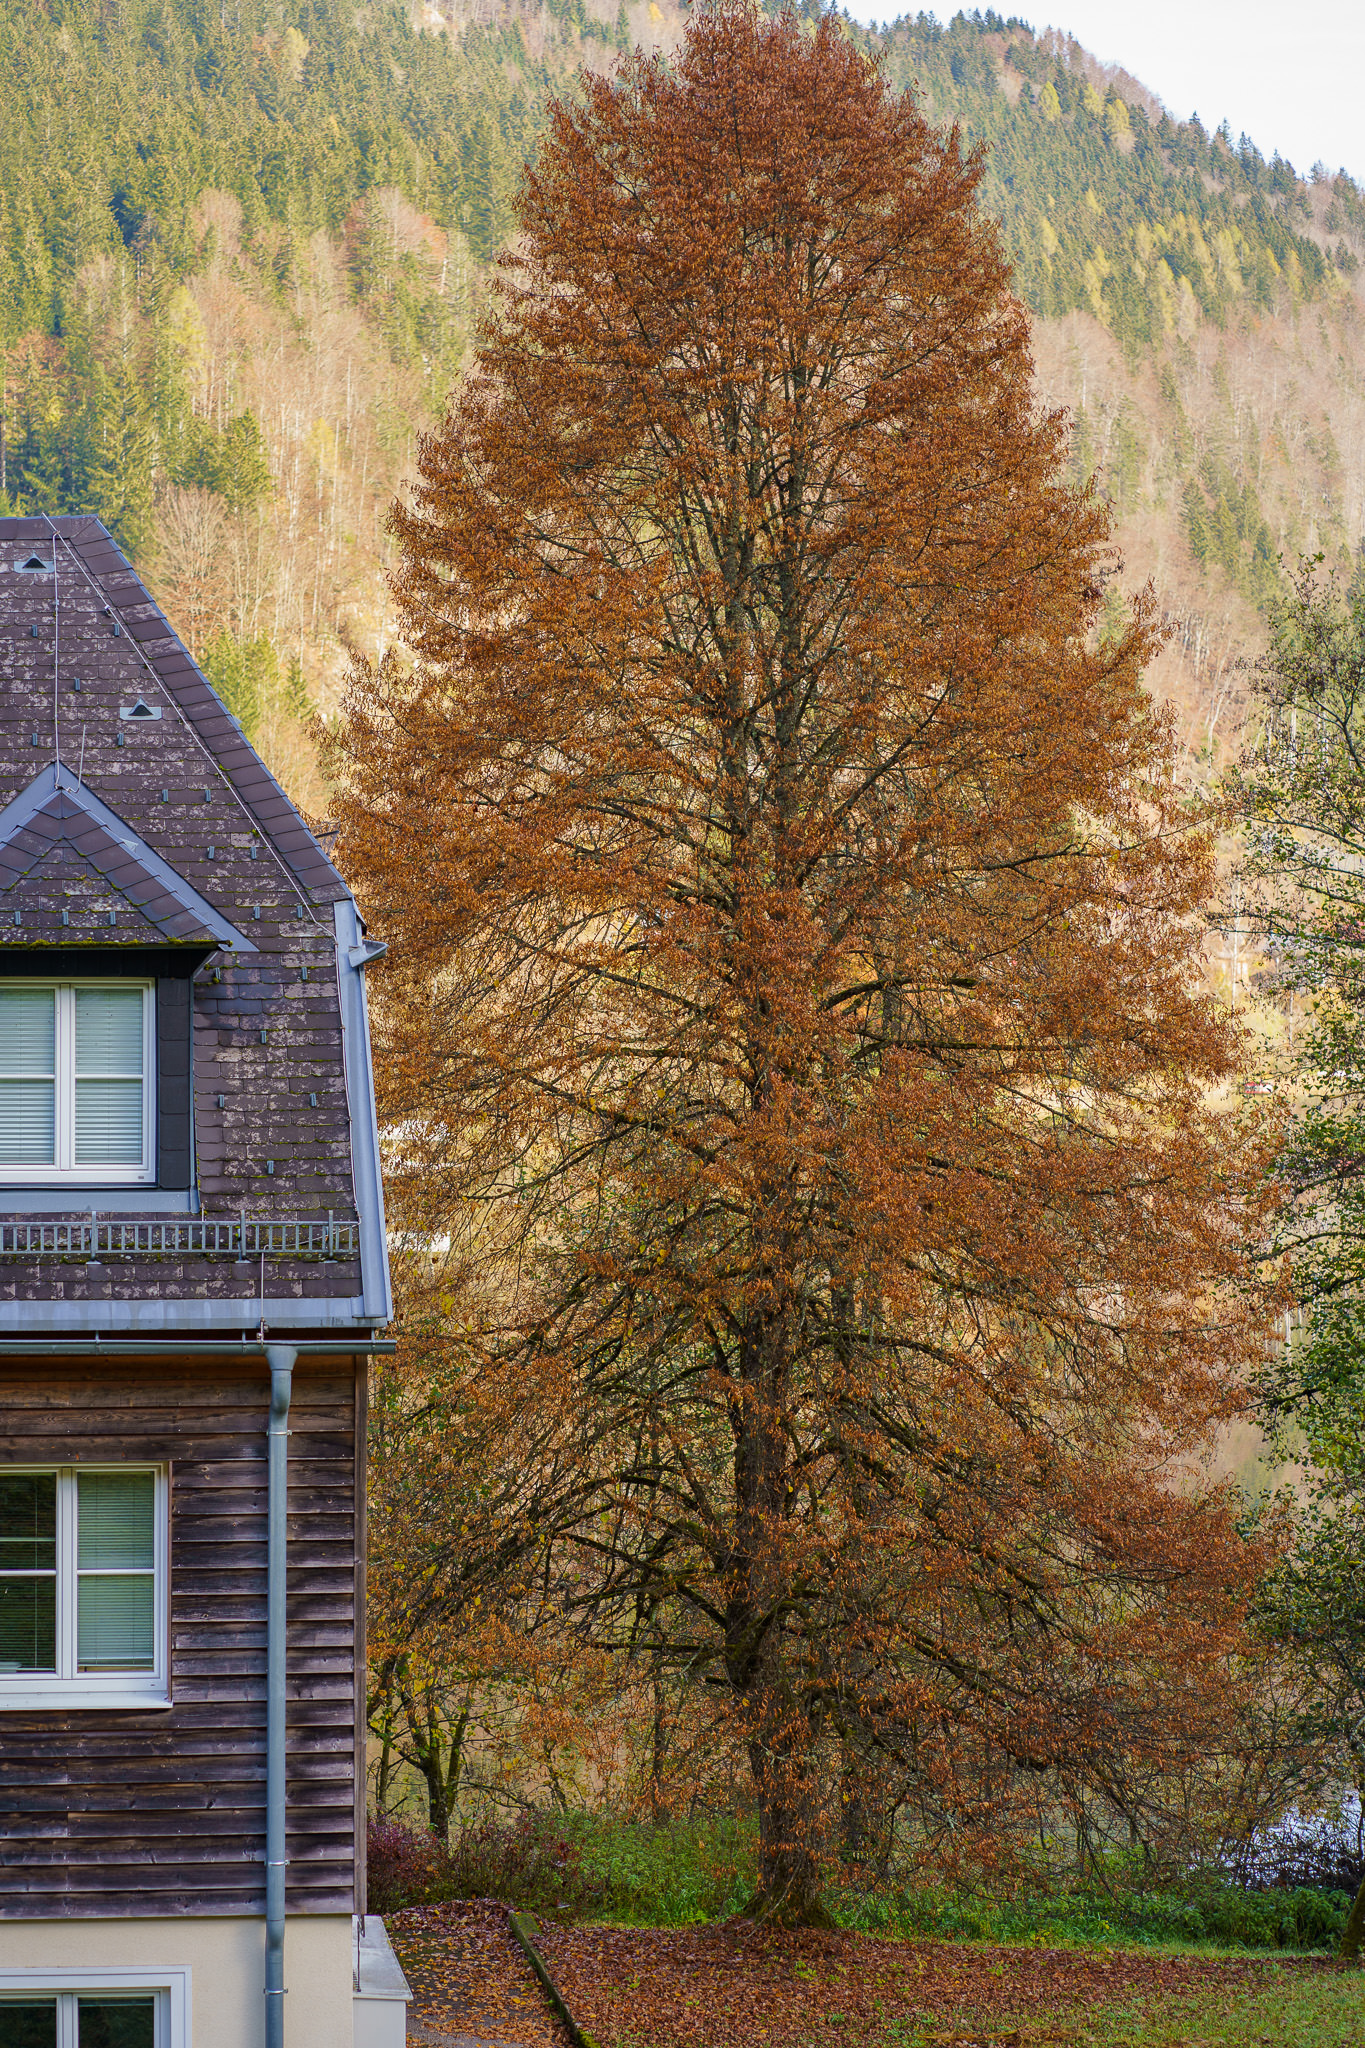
(0, 516, 407, 2046)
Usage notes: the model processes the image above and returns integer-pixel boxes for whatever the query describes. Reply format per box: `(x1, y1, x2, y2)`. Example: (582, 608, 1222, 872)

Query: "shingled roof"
(0, 513, 390, 1333)
(0, 515, 349, 906)
(0, 773, 244, 949)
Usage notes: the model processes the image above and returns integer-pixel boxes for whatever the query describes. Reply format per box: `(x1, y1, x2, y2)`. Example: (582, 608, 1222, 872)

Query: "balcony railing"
(0, 1216, 358, 1262)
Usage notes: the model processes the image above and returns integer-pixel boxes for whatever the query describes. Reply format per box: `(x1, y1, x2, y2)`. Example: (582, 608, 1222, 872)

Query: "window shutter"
(157, 976, 193, 1188)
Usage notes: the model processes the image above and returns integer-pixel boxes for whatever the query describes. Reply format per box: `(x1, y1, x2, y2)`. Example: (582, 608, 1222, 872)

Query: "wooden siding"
(0, 1357, 360, 1918)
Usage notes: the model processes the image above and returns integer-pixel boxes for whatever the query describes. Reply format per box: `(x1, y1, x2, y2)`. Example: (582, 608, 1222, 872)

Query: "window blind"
(77, 1574, 155, 1671)
(0, 1578, 58, 1673)
(74, 988, 145, 1166)
(0, 986, 55, 1070)
(0, 1472, 57, 1567)
(0, 987, 56, 1165)
(75, 987, 144, 1072)
(74, 1080, 144, 1164)
(78, 1473, 155, 1570)
(76, 1472, 156, 1673)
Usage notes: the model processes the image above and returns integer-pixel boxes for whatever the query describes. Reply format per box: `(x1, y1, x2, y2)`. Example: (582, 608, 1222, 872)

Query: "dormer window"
(0, 983, 155, 1184)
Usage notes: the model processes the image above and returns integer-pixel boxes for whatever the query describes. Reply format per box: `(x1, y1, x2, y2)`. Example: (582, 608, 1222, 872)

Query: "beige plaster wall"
(0, 1915, 353, 2048)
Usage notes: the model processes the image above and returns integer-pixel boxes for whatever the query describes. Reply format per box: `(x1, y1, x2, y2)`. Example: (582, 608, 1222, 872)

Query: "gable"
(0, 768, 248, 951)
(0, 516, 390, 1334)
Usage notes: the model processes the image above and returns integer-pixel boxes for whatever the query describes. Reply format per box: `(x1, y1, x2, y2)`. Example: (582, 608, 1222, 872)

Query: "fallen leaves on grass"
(532, 1922, 1349, 2048)
(388, 1898, 570, 2047)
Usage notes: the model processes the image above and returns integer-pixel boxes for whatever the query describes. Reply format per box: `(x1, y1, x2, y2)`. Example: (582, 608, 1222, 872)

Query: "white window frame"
(0, 1969, 190, 2047)
(0, 1465, 171, 1711)
(0, 980, 156, 1185)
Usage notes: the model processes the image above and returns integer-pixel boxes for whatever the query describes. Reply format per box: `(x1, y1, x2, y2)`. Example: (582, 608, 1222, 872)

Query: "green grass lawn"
(380, 1809, 1364, 2044)
(881, 1963, 1364, 2047)
(1091, 1970, 1362, 2047)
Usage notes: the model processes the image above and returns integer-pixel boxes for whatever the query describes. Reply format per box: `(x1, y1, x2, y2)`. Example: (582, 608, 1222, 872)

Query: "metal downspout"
(266, 1343, 297, 2048)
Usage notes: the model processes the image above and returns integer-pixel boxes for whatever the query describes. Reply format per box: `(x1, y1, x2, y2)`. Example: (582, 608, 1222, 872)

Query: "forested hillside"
(0, 0, 627, 796)
(866, 10, 1365, 803)
(2, 0, 1364, 818)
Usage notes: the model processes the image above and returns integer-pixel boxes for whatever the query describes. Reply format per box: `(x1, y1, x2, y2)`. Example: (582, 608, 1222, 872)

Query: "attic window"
(118, 700, 162, 722)
(15, 554, 52, 573)
(0, 983, 155, 1185)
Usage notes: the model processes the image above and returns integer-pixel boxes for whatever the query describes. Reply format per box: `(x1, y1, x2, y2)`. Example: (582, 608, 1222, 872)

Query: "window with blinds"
(0, 1469, 167, 1708)
(0, 984, 154, 1182)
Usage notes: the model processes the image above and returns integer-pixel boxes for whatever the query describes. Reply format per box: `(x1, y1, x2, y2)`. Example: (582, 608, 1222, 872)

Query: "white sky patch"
(842, 1, 1365, 184)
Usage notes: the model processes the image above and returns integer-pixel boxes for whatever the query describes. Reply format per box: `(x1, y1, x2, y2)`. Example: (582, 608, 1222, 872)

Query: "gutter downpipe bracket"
(266, 1342, 297, 2047)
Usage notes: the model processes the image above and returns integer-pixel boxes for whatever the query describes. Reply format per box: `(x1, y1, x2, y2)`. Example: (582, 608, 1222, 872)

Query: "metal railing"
(0, 1216, 358, 1262)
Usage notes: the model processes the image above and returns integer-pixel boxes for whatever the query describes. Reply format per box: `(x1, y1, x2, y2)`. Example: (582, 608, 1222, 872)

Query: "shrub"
(566, 1814, 756, 1924)
(366, 1810, 1353, 1951)
(366, 1815, 445, 1915)
(365, 1812, 606, 1919)
(446, 1814, 606, 1919)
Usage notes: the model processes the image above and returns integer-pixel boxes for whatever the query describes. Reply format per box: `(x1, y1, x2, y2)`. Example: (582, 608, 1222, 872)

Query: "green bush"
(560, 1813, 757, 1925)
(831, 1871, 1349, 1952)
(372, 1810, 1350, 1950)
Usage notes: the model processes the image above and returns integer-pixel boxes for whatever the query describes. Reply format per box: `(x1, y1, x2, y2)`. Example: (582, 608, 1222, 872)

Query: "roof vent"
(119, 699, 162, 721)
(16, 553, 52, 573)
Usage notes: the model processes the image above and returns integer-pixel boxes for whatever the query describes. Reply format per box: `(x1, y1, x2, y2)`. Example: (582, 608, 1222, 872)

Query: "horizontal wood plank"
(0, 1358, 360, 1917)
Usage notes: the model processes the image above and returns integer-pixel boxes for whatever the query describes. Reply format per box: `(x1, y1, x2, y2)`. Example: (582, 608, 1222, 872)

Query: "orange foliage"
(336, 6, 1279, 1916)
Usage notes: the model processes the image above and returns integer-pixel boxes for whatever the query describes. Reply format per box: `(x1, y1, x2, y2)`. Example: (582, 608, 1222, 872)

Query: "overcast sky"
(843, 0, 1365, 184)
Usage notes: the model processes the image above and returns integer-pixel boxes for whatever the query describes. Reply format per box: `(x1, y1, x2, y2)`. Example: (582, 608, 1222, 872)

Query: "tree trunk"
(369, 1666, 400, 1818)
(839, 1744, 879, 1871)
(398, 1683, 469, 1848)
(414, 1699, 452, 1846)
(650, 1657, 670, 1823)
(746, 1688, 827, 1925)
(375, 1704, 396, 1819)
(1341, 1867, 1365, 1961)
(727, 1308, 830, 1924)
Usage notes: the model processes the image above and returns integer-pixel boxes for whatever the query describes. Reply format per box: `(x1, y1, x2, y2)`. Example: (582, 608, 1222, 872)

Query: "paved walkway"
(387, 1900, 568, 2048)
(408, 2027, 534, 2048)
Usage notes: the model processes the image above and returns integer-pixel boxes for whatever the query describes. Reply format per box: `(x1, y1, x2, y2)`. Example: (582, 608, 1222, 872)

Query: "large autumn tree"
(336, 6, 1273, 1917)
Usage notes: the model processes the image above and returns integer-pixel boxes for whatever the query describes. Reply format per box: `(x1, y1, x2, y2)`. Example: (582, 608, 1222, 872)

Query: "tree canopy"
(1234, 570, 1365, 1956)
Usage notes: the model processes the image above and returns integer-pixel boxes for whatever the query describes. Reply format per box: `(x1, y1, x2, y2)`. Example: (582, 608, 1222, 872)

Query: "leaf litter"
(388, 1899, 570, 2047)
(530, 1921, 1353, 2048)
(388, 1903, 1354, 2048)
